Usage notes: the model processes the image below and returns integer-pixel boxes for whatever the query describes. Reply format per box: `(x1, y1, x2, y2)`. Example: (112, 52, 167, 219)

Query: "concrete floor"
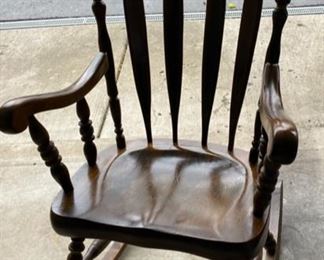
(0, 14, 323, 260)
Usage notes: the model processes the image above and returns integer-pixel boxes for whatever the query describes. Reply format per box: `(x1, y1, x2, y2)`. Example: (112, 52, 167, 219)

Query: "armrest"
(259, 63, 298, 165)
(0, 52, 108, 134)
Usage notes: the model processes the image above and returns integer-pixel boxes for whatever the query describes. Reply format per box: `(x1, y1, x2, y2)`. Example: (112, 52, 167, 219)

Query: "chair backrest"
(92, 0, 289, 151)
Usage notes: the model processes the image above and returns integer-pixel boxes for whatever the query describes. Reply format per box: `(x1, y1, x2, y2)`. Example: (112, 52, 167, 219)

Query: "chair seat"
(51, 139, 269, 259)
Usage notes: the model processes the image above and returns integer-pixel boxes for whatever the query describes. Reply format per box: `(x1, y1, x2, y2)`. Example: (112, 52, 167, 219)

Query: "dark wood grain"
(163, 0, 184, 144)
(228, 0, 263, 151)
(51, 139, 269, 260)
(259, 64, 298, 165)
(123, 0, 152, 144)
(253, 63, 298, 218)
(76, 98, 97, 167)
(0, 1, 299, 259)
(92, 0, 126, 149)
(28, 115, 73, 193)
(201, 0, 225, 147)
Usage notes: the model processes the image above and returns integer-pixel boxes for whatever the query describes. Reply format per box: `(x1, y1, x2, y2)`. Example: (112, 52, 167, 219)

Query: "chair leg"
(264, 232, 276, 256)
(67, 238, 85, 260)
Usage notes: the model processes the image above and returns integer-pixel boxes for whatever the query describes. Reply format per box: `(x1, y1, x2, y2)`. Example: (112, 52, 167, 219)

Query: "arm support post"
(0, 53, 108, 191)
(253, 0, 298, 218)
(253, 64, 298, 217)
(77, 98, 97, 167)
(29, 116, 73, 193)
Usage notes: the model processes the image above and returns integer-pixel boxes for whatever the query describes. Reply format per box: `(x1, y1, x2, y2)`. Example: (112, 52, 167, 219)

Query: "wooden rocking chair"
(0, 0, 298, 259)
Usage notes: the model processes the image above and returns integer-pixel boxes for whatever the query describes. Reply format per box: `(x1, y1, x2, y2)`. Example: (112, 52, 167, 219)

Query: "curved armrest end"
(266, 119, 298, 164)
(0, 103, 28, 134)
(0, 52, 108, 134)
(260, 63, 299, 165)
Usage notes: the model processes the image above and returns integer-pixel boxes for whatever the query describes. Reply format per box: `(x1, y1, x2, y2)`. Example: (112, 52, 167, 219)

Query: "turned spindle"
(76, 98, 97, 167)
(92, 0, 126, 149)
(253, 156, 281, 218)
(28, 115, 73, 193)
(67, 238, 85, 260)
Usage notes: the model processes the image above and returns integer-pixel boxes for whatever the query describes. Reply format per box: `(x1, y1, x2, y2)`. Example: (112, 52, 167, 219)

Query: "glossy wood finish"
(228, 0, 263, 151)
(123, 0, 152, 144)
(163, 0, 183, 144)
(92, 0, 126, 149)
(77, 98, 97, 167)
(259, 55, 298, 164)
(201, 0, 225, 147)
(246, 0, 297, 219)
(51, 139, 269, 259)
(0, 53, 107, 135)
(0, 0, 299, 259)
(252, 63, 298, 218)
(28, 115, 73, 193)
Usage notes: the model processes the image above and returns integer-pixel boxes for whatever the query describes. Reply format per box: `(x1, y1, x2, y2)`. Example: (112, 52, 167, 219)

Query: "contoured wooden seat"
(0, 0, 298, 259)
(51, 139, 266, 259)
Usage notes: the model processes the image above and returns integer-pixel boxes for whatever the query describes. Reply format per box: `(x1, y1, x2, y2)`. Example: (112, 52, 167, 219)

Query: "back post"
(265, 0, 291, 64)
(92, 0, 126, 149)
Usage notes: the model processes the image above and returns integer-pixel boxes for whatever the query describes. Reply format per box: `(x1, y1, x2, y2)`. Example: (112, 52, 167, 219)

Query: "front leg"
(67, 238, 85, 260)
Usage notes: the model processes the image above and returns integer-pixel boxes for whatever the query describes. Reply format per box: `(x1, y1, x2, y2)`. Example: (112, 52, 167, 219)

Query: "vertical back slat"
(201, 0, 226, 147)
(163, 0, 184, 144)
(228, 0, 263, 151)
(123, 0, 152, 143)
